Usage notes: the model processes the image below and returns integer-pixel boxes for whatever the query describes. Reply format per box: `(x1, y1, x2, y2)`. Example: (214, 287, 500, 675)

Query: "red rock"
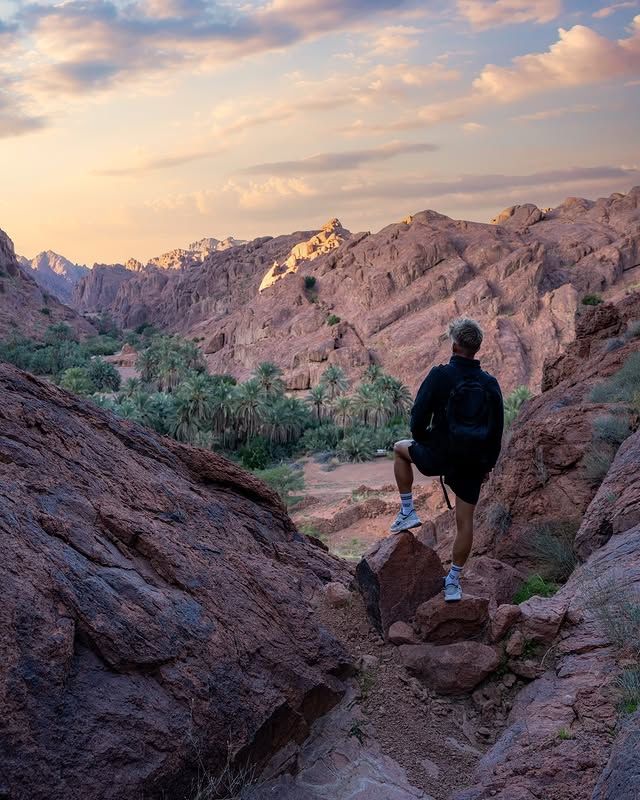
(490, 604, 522, 642)
(400, 641, 501, 694)
(505, 629, 526, 657)
(592, 711, 640, 800)
(324, 582, 352, 608)
(387, 621, 419, 646)
(355, 532, 445, 635)
(462, 556, 524, 610)
(0, 363, 352, 800)
(519, 595, 568, 643)
(415, 595, 489, 644)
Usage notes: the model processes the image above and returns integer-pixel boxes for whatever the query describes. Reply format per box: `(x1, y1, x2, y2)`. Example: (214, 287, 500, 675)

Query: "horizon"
(1, 0, 639, 264)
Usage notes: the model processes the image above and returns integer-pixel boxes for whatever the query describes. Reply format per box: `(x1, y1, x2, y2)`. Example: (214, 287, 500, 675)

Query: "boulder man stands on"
(391, 318, 504, 602)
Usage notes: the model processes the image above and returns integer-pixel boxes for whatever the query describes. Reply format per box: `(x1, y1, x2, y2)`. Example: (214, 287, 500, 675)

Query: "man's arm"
(410, 367, 441, 442)
(486, 380, 504, 469)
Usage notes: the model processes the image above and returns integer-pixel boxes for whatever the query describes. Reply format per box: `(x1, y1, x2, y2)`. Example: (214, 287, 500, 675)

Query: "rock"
(415, 595, 489, 644)
(357, 654, 380, 672)
(0, 363, 352, 800)
(400, 642, 501, 694)
(355, 532, 445, 635)
(507, 658, 542, 680)
(502, 673, 517, 688)
(463, 557, 524, 610)
(490, 604, 521, 642)
(324, 582, 352, 608)
(505, 630, 526, 657)
(519, 595, 568, 643)
(574, 430, 640, 559)
(388, 621, 419, 646)
(592, 711, 640, 799)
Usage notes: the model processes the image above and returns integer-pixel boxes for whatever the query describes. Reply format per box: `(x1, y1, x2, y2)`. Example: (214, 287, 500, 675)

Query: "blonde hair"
(448, 317, 483, 355)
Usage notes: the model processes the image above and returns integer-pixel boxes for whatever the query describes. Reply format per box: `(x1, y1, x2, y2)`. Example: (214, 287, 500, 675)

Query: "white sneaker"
(444, 579, 462, 602)
(390, 509, 422, 533)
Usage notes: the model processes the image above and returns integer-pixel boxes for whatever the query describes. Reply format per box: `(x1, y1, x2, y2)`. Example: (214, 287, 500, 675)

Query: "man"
(391, 318, 504, 602)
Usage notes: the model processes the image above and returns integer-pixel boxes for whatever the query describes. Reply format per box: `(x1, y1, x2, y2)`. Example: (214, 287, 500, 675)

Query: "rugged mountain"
(0, 230, 94, 339)
(17, 250, 89, 304)
(189, 235, 247, 255)
(70, 188, 640, 394)
(0, 361, 352, 800)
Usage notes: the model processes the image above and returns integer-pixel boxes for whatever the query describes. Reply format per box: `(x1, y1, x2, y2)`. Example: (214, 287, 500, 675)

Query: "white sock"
(400, 492, 414, 515)
(446, 563, 463, 585)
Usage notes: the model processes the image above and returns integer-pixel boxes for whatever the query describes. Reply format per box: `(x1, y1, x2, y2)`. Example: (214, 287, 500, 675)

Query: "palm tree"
(353, 382, 376, 425)
(363, 364, 384, 384)
(332, 395, 353, 428)
(307, 384, 329, 421)
(136, 349, 157, 384)
(376, 374, 412, 418)
(176, 373, 214, 428)
(121, 377, 142, 397)
(253, 362, 285, 398)
(369, 386, 393, 429)
(320, 364, 348, 399)
(233, 378, 266, 440)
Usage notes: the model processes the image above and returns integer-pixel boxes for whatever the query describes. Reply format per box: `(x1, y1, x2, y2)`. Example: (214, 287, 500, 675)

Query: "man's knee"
(394, 439, 413, 460)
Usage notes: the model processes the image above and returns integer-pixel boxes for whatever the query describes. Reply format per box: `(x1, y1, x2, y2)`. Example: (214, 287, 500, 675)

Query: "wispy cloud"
(593, 2, 638, 19)
(92, 146, 227, 176)
(512, 103, 599, 121)
(457, 0, 562, 29)
(240, 141, 438, 175)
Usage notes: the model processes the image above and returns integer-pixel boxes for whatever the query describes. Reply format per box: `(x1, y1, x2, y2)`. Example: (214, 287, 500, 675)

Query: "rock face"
(355, 533, 445, 636)
(592, 711, 640, 800)
(70, 187, 640, 393)
(0, 363, 353, 800)
(0, 230, 94, 340)
(17, 250, 89, 303)
(415, 595, 489, 644)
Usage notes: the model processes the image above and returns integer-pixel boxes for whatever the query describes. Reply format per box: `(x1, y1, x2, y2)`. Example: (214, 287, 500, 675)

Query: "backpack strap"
(440, 476, 453, 510)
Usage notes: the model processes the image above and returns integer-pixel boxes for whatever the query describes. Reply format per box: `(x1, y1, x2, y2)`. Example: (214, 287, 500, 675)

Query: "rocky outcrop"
(17, 250, 89, 303)
(68, 186, 640, 394)
(400, 641, 501, 694)
(0, 363, 353, 800)
(0, 229, 94, 340)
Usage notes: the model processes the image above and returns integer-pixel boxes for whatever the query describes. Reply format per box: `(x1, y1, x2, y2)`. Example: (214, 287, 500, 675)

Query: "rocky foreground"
(72, 187, 640, 394)
(0, 363, 353, 799)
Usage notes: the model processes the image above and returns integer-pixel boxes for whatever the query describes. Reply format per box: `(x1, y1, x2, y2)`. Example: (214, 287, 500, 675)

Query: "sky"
(0, 0, 639, 265)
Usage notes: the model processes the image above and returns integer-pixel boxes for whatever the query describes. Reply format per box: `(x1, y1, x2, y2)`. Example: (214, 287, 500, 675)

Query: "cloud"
(512, 103, 599, 121)
(369, 25, 423, 54)
(593, 2, 638, 19)
(224, 176, 318, 210)
(92, 145, 226, 176)
(462, 122, 486, 132)
(240, 141, 438, 175)
(457, 0, 562, 28)
(416, 18, 640, 123)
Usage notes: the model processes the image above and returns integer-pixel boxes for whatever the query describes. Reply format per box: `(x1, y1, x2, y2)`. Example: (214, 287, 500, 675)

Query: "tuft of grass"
(513, 574, 559, 604)
(582, 293, 604, 306)
(39, 307, 51, 315)
(557, 728, 575, 740)
(349, 720, 366, 744)
(326, 313, 341, 326)
(303, 275, 317, 290)
(504, 385, 532, 429)
(617, 669, 640, 714)
(593, 413, 632, 446)
(357, 669, 376, 699)
(528, 520, 579, 583)
(583, 447, 614, 485)
(488, 503, 512, 537)
(590, 352, 640, 404)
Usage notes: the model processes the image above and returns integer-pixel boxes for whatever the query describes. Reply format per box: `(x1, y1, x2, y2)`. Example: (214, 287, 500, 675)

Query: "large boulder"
(0, 364, 352, 800)
(592, 712, 640, 800)
(415, 595, 489, 644)
(399, 642, 500, 694)
(355, 533, 445, 635)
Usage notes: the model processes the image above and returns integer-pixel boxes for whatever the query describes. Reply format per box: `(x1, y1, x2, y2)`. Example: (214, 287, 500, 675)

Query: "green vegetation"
(504, 385, 532, 428)
(303, 275, 316, 290)
(513, 574, 558, 604)
(39, 307, 51, 316)
(557, 728, 575, 741)
(590, 352, 640, 405)
(582, 293, 604, 306)
(326, 313, 341, 326)
(253, 464, 304, 505)
(617, 669, 640, 714)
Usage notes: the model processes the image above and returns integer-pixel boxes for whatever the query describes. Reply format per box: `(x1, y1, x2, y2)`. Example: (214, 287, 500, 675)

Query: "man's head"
(448, 317, 483, 358)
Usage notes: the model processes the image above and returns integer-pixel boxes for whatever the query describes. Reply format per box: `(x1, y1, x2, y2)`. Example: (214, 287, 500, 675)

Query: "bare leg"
(452, 496, 476, 566)
(393, 440, 414, 494)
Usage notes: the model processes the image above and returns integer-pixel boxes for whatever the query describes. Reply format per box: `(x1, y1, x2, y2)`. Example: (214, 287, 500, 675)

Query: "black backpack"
(446, 376, 492, 467)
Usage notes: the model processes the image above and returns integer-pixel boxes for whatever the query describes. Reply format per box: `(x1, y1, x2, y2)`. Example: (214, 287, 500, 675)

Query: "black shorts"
(408, 441, 484, 506)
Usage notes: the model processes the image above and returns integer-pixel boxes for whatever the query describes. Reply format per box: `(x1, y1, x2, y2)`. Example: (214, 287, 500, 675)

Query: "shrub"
(585, 575, 640, 656)
(239, 436, 271, 470)
(513, 574, 558, 604)
(593, 413, 631, 446)
(254, 464, 304, 504)
(582, 293, 603, 306)
(299, 423, 341, 454)
(83, 335, 121, 357)
(528, 520, 579, 583)
(326, 314, 341, 326)
(590, 352, 640, 404)
(337, 428, 376, 462)
(39, 307, 51, 316)
(617, 668, 640, 714)
(373, 422, 410, 451)
(504, 385, 532, 429)
(487, 503, 512, 537)
(59, 367, 96, 396)
(88, 358, 121, 392)
(583, 446, 614, 485)
(303, 276, 317, 290)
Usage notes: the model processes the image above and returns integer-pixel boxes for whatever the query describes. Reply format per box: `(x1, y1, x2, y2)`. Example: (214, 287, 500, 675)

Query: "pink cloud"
(457, 0, 562, 28)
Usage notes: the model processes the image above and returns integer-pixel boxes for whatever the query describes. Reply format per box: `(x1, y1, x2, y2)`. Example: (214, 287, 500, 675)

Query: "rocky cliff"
(71, 187, 640, 394)
(17, 251, 89, 304)
(0, 231, 94, 340)
(0, 362, 352, 800)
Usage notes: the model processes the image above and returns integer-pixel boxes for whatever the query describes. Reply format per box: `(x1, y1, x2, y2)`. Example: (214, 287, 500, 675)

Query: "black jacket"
(410, 355, 504, 470)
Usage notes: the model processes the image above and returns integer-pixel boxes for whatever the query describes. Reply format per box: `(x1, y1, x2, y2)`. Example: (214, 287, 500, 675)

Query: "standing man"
(391, 318, 504, 601)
